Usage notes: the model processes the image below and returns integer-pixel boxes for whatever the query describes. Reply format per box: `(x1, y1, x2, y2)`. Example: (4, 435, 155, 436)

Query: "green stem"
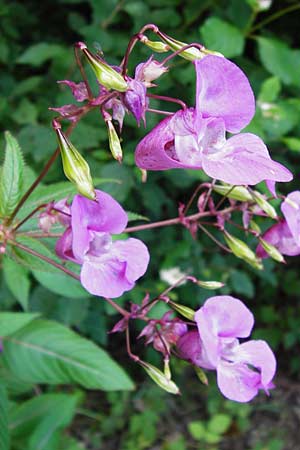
(250, 3, 300, 33)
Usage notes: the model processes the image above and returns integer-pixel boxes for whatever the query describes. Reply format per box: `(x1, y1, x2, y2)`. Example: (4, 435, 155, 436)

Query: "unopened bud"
(224, 230, 263, 270)
(140, 36, 169, 53)
(53, 121, 96, 200)
(159, 34, 223, 61)
(249, 220, 261, 234)
(168, 300, 195, 321)
(197, 280, 224, 290)
(106, 120, 123, 162)
(251, 190, 277, 219)
(76, 42, 128, 92)
(139, 360, 180, 394)
(213, 184, 252, 202)
(259, 238, 286, 263)
(193, 366, 208, 385)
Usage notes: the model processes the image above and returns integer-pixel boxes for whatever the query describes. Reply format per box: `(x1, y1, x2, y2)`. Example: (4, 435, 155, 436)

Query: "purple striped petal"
(281, 191, 300, 245)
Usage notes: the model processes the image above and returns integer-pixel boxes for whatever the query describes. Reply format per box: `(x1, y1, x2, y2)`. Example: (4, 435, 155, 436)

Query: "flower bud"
(139, 360, 180, 394)
(168, 300, 195, 321)
(77, 42, 128, 92)
(106, 120, 123, 162)
(53, 121, 96, 200)
(158, 34, 223, 61)
(251, 190, 278, 219)
(197, 280, 224, 290)
(140, 36, 169, 53)
(258, 237, 286, 263)
(213, 184, 252, 202)
(249, 219, 261, 234)
(224, 230, 263, 270)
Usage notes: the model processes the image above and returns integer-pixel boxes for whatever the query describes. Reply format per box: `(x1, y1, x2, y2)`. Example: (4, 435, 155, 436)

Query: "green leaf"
(207, 413, 231, 435)
(32, 266, 90, 299)
(3, 257, 30, 310)
(258, 77, 281, 103)
(200, 17, 245, 58)
(258, 37, 300, 87)
(2, 319, 134, 390)
(230, 270, 254, 298)
(11, 236, 60, 272)
(28, 393, 80, 450)
(9, 392, 80, 447)
(282, 136, 300, 152)
(126, 211, 149, 222)
(0, 312, 39, 337)
(188, 421, 206, 440)
(0, 131, 24, 218)
(0, 385, 9, 450)
(17, 43, 65, 67)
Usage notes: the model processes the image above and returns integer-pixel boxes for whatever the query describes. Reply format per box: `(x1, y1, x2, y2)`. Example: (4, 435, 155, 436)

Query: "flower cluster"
(55, 190, 150, 298)
(177, 296, 276, 402)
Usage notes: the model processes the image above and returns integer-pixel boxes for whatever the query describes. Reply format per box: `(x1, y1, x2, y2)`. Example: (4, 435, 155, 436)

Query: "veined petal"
(195, 55, 255, 133)
(55, 227, 78, 263)
(281, 191, 300, 245)
(217, 360, 261, 402)
(195, 296, 254, 367)
(202, 133, 293, 185)
(71, 189, 128, 259)
(176, 331, 215, 370)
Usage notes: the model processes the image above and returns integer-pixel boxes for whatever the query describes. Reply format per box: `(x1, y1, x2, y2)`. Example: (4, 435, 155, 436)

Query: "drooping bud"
(249, 219, 261, 235)
(194, 366, 208, 385)
(53, 120, 96, 200)
(213, 184, 252, 202)
(139, 360, 180, 394)
(258, 237, 286, 263)
(140, 36, 170, 53)
(76, 42, 128, 92)
(250, 190, 278, 219)
(106, 119, 123, 162)
(224, 230, 263, 270)
(158, 33, 223, 61)
(197, 280, 224, 290)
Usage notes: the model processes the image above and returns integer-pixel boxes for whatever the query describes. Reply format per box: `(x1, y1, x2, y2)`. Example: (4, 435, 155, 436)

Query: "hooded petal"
(135, 109, 199, 170)
(195, 55, 255, 133)
(177, 331, 215, 370)
(281, 191, 300, 245)
(256, 220, 300, 257)
(55, 227, 78, 263)
(202, 133, 293, 185)
(71, 189, 128, 260)
(195, 296, 254, 366)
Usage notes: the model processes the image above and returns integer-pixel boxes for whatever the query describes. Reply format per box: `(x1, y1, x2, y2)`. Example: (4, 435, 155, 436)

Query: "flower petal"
(256, 220, 300, 257)
(177, 331, 215, 370)
(281, 191, 300, 245)
(195, 55, 255, 133)
(217, 360, 261, 402)
(55, 227, 78, 263)
(202, 133, 293, 185)
(112, 238, 150, 282)
(71, 189, 128, 259)
(135, 109, 198, 170)
(195, 296, 254, 366)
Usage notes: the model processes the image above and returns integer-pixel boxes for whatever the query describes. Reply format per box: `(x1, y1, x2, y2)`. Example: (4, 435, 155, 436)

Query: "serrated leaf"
(258, 37, 300, 87)
(0, 385, 9, 450)
(0, 131, 24, 218)
(0, 312, 39, 337)
(2, 257, 30, 310)
(11, 236, 61, 273)
(200, 17, 245, 58)
(2, 319, 134, 390)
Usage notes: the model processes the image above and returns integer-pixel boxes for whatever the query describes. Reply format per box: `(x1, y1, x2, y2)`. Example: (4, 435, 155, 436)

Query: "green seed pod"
(140, 36, 169, 53)
(259, 238, 285, 263)
(54, 125, 96, 200)
(251, 190, 278, 219)
(224, 230, 263, 270)
(78, 43, 128, 92)
(139, 361, 180, 395)
(106, 120, 123, 162)
(213, 184, 253, 202)
(197, 280, 224, 290)
(168, 300, 195, 321)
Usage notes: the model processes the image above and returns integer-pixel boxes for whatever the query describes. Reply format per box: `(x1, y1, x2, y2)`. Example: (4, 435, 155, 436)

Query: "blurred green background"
(1, 0, 300, 449)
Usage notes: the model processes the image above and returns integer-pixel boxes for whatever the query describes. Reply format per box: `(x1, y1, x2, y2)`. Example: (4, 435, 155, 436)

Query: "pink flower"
(135, 55, 292, 186)
(177, 296, 276, 402)
(56, 190, 150, 298)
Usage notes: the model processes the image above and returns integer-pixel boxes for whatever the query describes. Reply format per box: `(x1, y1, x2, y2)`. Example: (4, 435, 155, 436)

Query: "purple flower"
(123, 79, 148, 126)
(177, 295, 276, 402)
(57, 80, 89, 102)
(56, 190, 150, 298)
(135, 56, 168, 87)
(281, 191, 300, 246)
(135, 55, 292, 186)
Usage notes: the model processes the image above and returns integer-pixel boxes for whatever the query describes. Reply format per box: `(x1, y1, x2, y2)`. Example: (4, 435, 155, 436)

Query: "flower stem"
(250, 3, 300, 33)
(12, 204, 48, 232)
(105, 297, 129, 317)
(74, 45, 93, 100)
(147, 93, 186, 110)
